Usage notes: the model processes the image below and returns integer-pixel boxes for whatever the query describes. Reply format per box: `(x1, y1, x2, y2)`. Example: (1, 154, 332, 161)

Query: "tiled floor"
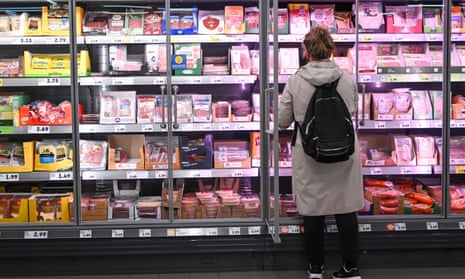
(6, 267, 465, 279)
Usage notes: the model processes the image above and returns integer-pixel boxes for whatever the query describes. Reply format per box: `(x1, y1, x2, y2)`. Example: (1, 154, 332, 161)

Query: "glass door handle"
(160, 85, 167, 129)
(172, 85, 179, 129)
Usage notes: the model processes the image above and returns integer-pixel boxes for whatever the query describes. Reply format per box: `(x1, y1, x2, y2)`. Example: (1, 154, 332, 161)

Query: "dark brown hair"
(302, 27, 335, 61)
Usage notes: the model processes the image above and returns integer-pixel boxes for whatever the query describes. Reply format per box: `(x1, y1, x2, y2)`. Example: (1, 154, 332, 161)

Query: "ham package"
(356, 2, 385, 33)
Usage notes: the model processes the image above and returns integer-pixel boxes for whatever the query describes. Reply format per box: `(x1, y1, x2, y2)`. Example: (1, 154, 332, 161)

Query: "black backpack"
(292, 78, 355, 163)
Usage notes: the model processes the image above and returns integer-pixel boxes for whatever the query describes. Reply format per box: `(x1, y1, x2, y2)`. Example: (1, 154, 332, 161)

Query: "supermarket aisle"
(6, 267, 465, 279)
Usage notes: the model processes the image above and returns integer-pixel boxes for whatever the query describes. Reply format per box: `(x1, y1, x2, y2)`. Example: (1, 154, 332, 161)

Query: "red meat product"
(451, 198, 465, 211)
(364, 178, 394, 188)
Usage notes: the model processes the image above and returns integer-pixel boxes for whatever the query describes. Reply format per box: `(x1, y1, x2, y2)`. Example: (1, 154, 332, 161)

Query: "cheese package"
(310, 5, 336, 33)
(198, 10, 224, 34)
(288, 3, 310, 34)
(357, 2, 385, 33)
(99, 91, 136, 124)
(34, 139, 73, 171)
(224, 6, 245, 34)
(80, 140, 107, 170)
(137, 95, 156, 123)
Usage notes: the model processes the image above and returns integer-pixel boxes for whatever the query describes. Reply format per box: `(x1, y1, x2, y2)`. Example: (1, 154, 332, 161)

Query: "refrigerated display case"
(1, 0, 465, 274)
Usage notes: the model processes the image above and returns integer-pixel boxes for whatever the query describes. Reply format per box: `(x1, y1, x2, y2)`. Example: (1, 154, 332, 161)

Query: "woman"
(278, 26, 364, 279)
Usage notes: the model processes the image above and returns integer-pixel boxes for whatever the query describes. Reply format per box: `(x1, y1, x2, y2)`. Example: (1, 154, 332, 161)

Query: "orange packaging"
(224, 6, 245, 34)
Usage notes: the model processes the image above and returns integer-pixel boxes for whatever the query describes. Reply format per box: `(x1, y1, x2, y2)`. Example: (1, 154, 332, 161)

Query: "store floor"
(6, 267, 465, 279)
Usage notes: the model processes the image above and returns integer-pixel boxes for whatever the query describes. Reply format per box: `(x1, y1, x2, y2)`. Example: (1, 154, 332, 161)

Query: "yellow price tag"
(455, 166, 465, 173)
(209, 35, 220, 42)
(361, 35, 372, 41)
(123, 36, 132, 44)
(0, 79, 3, 87)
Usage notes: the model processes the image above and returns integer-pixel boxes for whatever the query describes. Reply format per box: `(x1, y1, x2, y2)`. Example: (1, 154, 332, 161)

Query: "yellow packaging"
(42, 6, 84, 36)
(0, 198, 29, 223)
(24, 50, 90, 77)
(34, 140, 73, 171)
(28, 194, 71, 222)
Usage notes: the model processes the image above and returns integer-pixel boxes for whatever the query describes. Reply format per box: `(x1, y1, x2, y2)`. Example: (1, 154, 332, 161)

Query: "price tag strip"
(25, 231, 48, 239)
(0, 173, 19, 181)
(80, 230, 92, 238)
(139, 229, 152, 238)
(50, 171, 73, 181)
(112, 229, 125, 238)
(229, 227, 241, 235)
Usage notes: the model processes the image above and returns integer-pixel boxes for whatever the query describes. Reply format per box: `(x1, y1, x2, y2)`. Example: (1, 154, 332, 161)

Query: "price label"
(25, 231, 48, 239)
(80, 230, 92, 238)
(205, 228, 218, 236)
(50, 171, 73, 181)
(370, 168, 383, 175)
(0, 173, 19, 181)
(54, 37, 67, 43)
(394, 222, 407, 231)
(141, 124, 154, 132)
(426, 222, 439, 230)
(288, 225, 300, 234)
(139, 229, 151, 238)
(112, 78, 134, 85)
(82, 172, 97, 180)
(155, 171, 168, 178)
(248, 226, 261, 235)
(399, 121, 411, 128)
(393, 35, 404, 41)
(28, 126, 51, 134)
(326, 224, 338, 233)
(361, 35, 372, 41)
(452, 34, 460, 41)
(114, 125, 127, 132)
(419, 74, 430, 81)
(112, 229, 124, 238)
(426, 34, 441, 41)
(359, 75, 372, 82)
(209, 35, 221, 42)
(359, 223, 372, 232)
(229, 227, 241, 235)
(167, 228, 176, 237)
(231, 170, 243, 177)
(153, 78, 165, 84)
(220, 123, 231, 130)
(339, 35, 350, 42)
(199, 124, 212, 130)
(39, 78, 60, 86)
(19, 37, 33, 44)
(458, 221, 465, 230)
(458, 121, 465, 128)
(0, 79, 3, 87)
(451, 120, 458, 128)
(374, 121, 386, 129)
(433, 121, 442, 128)
(126, 171, 148, 179)
(212, 77, 222, 83)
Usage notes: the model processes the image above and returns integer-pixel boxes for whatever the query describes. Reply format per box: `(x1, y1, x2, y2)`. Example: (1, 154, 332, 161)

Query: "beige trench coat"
(278, 59, 364, 216)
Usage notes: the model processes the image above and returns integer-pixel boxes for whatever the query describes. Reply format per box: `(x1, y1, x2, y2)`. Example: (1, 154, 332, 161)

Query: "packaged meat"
(393, 135, 416, 165)
(230, 45, 250, 75)
(143, 11, 162, 35)
(392, 90, 412, 120)
(245, 7, 259, 33)
(137, 95, 156, 123)
(335, 11, 354, 33)
(192, 94, 212, 123)
(162, 7, 198, 35)
(429, 91, 443, 120)
(99, 91, 136, 124)
(83, 11, 108, 34)
(145, 44, 169, 73)
(452, 94, 465, 119)
(174, 44, 202, 76)
(372, 93, 394, 120)
(385, 5, 423, 33)
(413, 136, 437, 165)
(176, 95, 193, 123)
(198, 10, 224, 34)
(356, 2, 385, 33)
(107, 13, 125, 35)
(310, 5, 336, 33)
(224, 6, 245, 34)
(270, 8, 289, 34)
(288, 3, 310, 34)
(449, 136, 465, 165)
(410, 90, 433, 120)
(124, 9, 144, 35)
(359, 134, 396, 166)
(80, 140, 107, 170)
(145, 136, 180, 170)
(350, 44, 377, 73)
(423, 7, 443, 33)
(451, 6, 464, 33)
(279, 48, 299, 75)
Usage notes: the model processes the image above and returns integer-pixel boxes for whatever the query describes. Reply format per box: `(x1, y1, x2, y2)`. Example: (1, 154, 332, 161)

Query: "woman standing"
(278, 26, 364, 279)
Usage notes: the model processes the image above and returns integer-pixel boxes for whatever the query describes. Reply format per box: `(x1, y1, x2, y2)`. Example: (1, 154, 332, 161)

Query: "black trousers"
(303, 212, 359, 267)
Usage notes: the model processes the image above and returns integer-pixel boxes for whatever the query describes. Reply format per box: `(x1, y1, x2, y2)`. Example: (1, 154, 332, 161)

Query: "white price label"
(374, 121, 386, 129)
(326, 224, 338, 233)
(231, 170, 243, 177)
(220, 123, 231, 130)
(19, 37, 34, 44)
(139, 229, 152, 238)
(248, 226, 261, 235)
(426, 222, 439, 230)
(53, 37, 67, 43)
(114, 125, 127, 132)
(25, 231, 48, 239)
(426, 34, 440, 41)
(394, 222, 407, 231)
(80, 230, 92, 238)
(459, 221, 465, 230)
(82, 172, 97, 180)
(399, 121, 410, 128)
(359, 75, 372, 82)
(28, 126, 51, 134)
(452, 34, 460, 41)
(39, 78, 61, 86)
(86, 38, 99, 44)
(213, 77, 222, 83)
(400, 168, 412, 175)
(370, 168, 383, 175)
(111, 78, 134, 85)
(127, 171, 148, 179)
(155, 171, 168, 178)
(199, 124, 211, 130)
(50, 171, 73, 181)
(112, 229, 124, 238)
(393, 34, 404, 41)
(142, 124, 154, 132)
(0, 173, 19, 181)
(229, 227, 241, 235)
(205, 228, 218, 236)
(450, 120, 458, 128)
(458, 121, 465, 128)
(288, 225, 300, 234)
(359, 224, 372, 232)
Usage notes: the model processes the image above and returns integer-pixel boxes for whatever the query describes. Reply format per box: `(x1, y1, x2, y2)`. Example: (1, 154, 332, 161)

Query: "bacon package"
(143, 11, 162, 35)
(356, 2, 385, 33)
(137, 95, 156, 123)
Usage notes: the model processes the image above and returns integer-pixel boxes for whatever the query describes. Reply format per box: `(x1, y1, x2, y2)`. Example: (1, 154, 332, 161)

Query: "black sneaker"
(332, 265, 361, 279)
(307, 264, 324, 279)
